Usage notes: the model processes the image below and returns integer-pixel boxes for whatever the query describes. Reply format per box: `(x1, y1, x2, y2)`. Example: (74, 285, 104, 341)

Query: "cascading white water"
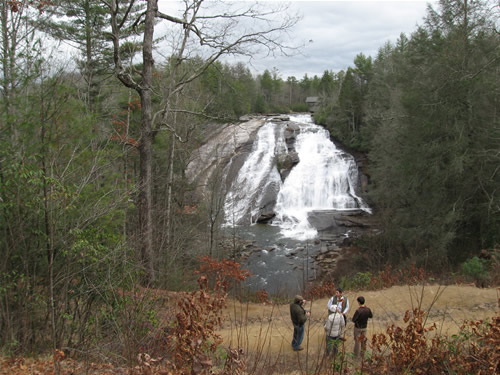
(223, 114, 369, 240)
(223, 121, 282, 225)
(274, 114, 368, 239)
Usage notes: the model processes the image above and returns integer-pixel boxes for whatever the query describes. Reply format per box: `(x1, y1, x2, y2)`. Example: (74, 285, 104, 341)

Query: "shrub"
(339, 272, 373, 291)
(168, 257, 250, 373)
(304, 280, 336, 300)
(367, 310, 500, 375)
(461, 256, 489, 286)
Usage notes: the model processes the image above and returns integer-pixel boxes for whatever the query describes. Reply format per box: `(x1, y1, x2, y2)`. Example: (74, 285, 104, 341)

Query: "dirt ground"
(218, 285, 499, 357)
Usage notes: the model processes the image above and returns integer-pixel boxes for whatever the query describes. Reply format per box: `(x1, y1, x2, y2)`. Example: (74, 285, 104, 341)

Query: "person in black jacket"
(352, 296, 373, 359)
(290, 295, 310, 351)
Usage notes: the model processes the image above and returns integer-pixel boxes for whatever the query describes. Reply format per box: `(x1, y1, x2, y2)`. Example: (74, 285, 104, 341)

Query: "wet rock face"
(307, 209, 372, 233)
(284, 122, 300, 151)
(250, 121, 303, 223)
(276, 152, 299, 181)
(276, 122, 301, 182)
(187, 116, 307, 224)
(277, 151, 299, 169)
(185, 117, 266, 200)
(252, 180, 280, 223)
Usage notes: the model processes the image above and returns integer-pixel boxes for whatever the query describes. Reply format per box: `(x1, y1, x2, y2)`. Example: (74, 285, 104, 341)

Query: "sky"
(247, 0, 436, 79)
(156, 0, 437, 80)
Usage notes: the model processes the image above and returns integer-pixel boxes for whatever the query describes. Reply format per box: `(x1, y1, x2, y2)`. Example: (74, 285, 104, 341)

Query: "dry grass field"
(219, 284, 499, 360)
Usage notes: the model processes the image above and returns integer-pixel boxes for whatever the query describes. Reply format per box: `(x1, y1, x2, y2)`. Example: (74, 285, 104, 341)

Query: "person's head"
(294, 295, 305, 305)
(335, 287, 343, 298)
(357, 296, 365, 305)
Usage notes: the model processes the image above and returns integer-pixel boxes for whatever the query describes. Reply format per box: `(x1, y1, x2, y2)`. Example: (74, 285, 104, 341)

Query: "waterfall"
(223, 121, 282, 225)
(223, 114, 369, 240)
(274, 114, 369, 239)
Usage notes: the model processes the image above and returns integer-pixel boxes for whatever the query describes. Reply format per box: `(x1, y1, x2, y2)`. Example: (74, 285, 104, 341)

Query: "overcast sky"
(247, 0, 436, 79)
(154, 1, 438, 80)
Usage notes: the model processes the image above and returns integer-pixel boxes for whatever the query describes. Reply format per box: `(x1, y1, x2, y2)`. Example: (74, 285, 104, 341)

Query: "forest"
(0, 0, 499, 371)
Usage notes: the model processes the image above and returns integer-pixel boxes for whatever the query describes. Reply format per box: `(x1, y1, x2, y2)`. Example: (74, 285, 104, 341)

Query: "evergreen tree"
(37, 0, 145, 116)
(368, 0, 500, 266)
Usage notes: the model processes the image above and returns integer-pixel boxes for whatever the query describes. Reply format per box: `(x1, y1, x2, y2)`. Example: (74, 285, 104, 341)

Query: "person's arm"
(324, 316, 332, 334)
(352, 309, 359, 323)
(327, 297, 333, 310)
(343, 297, 350, 314)
(339, 315, 346, 336)
(298, 307, 308, 324)
(368, 308, 373, 319)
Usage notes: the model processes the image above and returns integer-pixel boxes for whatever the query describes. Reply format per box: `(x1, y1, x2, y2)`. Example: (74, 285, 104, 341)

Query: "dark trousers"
(326, 335, 341, 356)
(292, 324, 305, 350)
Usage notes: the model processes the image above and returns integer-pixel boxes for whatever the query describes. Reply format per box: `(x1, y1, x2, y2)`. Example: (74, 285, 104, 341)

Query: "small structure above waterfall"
(305, 96, 319, 112)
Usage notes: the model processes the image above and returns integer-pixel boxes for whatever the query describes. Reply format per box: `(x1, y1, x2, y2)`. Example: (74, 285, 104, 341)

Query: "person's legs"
(325, 336, 332, 355)
(292, 325, 299, 349)
(353, 327, 367, 358)
(292, 324, 304, 350)
(326, 336, 340, 356)
(360, 329, 367, 357)
(353, 327, 360, 357)
(297, 324, 304, 347)
(332, 337, 339, 357)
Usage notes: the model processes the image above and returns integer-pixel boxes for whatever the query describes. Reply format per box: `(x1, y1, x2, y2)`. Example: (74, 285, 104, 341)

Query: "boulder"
(251, 179, 281, 224)
(271, 115, 290, 122)
(284, 122, 300, 152)
(255, 212, 276, 224)
(277, 152, 300, 169)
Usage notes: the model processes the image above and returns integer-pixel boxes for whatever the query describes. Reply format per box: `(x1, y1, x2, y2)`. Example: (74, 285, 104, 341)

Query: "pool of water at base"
(223, 224, 321, 298)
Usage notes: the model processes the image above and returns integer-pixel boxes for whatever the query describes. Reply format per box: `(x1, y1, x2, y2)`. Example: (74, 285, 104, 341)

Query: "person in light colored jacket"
(324, 305, 345, 356)
(327, 287, 350, 323)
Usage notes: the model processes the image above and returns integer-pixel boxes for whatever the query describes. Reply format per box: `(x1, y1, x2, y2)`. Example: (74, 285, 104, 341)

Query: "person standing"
(324, 305, 345, 356)
(290, 295, 310, 351)
(327, 288, 350, 323)
(352, 296, 373, 359)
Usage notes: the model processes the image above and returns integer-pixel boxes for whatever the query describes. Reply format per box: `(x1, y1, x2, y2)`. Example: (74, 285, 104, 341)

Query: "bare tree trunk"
(41, 108, 58, 356)
(108, 0, 298, 285)
(165, 130, 175, 253)
(137, 0, 157, 285)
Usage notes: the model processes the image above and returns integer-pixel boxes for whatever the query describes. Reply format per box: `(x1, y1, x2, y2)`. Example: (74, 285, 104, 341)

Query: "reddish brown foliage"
(372, 264, 426, 289)
(176, 205, 198, 215)
(8, 0, 50, 13)
(365, 311, 500, 375)
(168, 257, 250, 374)
(221, 348, 245, 375)
(110, 99, 141, 148)
(0, 258, 251, 375)
(304, 280, 336, 300)
(0, 355, 121, 375)
(254, 289, 270, 304)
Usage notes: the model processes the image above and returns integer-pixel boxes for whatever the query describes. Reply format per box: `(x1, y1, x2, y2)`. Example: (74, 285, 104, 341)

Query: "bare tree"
(104, 0, 300, 284)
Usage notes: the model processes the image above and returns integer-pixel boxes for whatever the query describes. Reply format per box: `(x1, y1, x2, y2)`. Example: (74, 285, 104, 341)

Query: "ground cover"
(0, 284, 497, 374)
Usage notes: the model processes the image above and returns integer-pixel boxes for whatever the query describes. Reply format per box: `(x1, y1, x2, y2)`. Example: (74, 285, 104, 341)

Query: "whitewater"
(223, 113, 369, 240)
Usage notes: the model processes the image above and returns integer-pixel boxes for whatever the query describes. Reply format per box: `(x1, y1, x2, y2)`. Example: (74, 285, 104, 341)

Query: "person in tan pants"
(352, 296, 373, 359)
